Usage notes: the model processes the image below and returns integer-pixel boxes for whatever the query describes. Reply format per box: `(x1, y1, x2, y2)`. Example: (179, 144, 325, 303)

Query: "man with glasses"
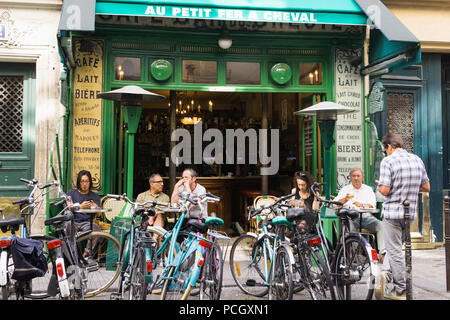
(136, 173, 170, 230)
(375, 132, 430, 300)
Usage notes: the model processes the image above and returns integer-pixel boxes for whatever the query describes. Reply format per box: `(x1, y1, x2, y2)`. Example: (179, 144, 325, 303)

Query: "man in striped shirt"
(375, 132, 430, 300)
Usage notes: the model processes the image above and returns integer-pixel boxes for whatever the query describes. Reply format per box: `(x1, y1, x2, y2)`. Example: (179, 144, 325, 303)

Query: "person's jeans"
(350, 212, 385, 254)
(380, 218, 413, 295)
(65, 220, 101, 256)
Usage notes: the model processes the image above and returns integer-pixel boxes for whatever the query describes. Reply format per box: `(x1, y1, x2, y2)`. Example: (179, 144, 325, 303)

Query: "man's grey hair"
(349, 168, 364, 176)
(149, 173, 162, 182)
(183, 168, 198, 178)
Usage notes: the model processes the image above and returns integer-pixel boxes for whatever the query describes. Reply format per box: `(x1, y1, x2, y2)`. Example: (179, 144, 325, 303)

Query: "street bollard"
(403, 200, 412, 300)
(444, 196, 450, 292)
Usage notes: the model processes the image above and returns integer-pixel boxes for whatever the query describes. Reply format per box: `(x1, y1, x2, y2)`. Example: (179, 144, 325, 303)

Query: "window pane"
(226, 62, 260, 85)
(114, 57, 141, 81)
(0, 76, 23, 152)
(299, 63, 322, 85)
(182, 60, 217, 84)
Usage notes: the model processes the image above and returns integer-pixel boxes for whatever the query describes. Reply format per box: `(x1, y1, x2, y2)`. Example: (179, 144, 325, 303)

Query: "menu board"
(71, 39, 104, 191)
(334, 48, 364, 190)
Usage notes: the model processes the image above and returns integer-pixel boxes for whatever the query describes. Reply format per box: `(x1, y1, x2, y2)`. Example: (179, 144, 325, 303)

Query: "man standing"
(136, 173, 170, 229)
(171, 168, 207, 220)
(335, 168, 385, 260)
(375, 132, 430, 300)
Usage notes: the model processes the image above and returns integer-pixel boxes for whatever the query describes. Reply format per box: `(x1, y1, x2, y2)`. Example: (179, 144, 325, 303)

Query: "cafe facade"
(56, 0, 420, 233)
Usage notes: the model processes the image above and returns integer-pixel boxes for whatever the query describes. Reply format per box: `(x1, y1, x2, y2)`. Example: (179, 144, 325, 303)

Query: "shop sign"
(96, 4, 367, 25)
(334, 48, 364, 190)
(71, 39, 104, 191)
(368, 81, 386, 114)
(0, 24, 6, 40)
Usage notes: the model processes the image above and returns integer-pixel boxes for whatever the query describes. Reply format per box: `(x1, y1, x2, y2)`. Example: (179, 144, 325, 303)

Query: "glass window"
(299, 63, 323, 85)
(226, 62, 260, 85)
(182, 60, 217, 84)
(114, 57, 141, 81)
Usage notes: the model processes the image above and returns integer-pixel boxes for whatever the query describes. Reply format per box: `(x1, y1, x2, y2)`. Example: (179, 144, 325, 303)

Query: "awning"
(95, 0, 368, 25)
(58, 0, 421, 76)
(355, 0, 421, 76)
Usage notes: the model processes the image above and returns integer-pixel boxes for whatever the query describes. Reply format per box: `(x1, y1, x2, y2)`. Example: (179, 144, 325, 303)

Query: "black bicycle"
(310, 182, 378, 300)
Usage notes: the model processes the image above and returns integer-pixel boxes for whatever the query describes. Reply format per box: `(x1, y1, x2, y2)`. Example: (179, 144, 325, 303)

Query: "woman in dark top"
(290, 171, 319, 232)
(66, 170, 102, 258)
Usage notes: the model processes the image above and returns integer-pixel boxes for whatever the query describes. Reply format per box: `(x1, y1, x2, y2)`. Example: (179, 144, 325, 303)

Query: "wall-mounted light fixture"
(218, 33, 232, 49)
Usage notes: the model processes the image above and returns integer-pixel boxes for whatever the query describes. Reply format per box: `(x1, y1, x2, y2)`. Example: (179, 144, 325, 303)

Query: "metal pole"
(403, 199, 412, 300)
(444, 195, 450, 292)
(261, 93, 268, 195)
(169, 91, 177, 195)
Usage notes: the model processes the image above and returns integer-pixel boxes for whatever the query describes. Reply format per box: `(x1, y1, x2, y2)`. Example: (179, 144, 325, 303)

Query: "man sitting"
(335, 168, 386, 262)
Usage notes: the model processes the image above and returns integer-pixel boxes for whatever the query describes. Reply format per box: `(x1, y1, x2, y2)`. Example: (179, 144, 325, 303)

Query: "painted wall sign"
(368, 81, 386, 114)
(334, 48, 364, 191)
(71, 39, 104, 191)
(96, 4, 367, 25)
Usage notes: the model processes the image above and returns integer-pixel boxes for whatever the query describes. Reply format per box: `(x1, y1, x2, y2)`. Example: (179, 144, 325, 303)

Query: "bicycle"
(229, 193, 295, 299)
(143, 192, 221, 300)
(283, 207, 336, 300)
(310, 182, 378, 300)
(107, 193, 171, 300)
(27, 181, 121, 299)
(0, 178, 55, 300)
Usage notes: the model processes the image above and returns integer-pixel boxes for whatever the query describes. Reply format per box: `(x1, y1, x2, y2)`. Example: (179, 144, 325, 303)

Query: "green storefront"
(54, 0, 420, 235)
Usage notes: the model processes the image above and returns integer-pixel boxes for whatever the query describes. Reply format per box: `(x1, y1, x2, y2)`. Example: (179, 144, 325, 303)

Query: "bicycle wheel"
(161, 251, 195, 300)
(126, 246, 147, 300)
(229, 234, 269, 297)
(270, 245, 293, 300)
(25, 235, 57, 299)
(334, 237, 374, 300)
(76, 231, 121, 298)
(304, 249, 336, 300)
(200, 243, 223, 300)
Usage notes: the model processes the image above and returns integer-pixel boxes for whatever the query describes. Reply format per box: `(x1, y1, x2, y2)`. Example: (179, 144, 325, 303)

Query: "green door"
(0, 62, 36, 197)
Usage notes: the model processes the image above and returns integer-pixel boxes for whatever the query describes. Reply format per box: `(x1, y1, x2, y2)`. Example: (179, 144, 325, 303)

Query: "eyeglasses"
(151, 180, 164, 184)
(80, 180, 90, 184)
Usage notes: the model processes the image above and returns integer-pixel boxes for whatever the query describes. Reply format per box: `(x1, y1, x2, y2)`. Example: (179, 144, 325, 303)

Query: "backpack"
(11, 237, 48, 281)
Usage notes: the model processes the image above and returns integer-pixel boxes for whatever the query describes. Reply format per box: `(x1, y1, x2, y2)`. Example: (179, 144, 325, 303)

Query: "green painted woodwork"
(122, 105, 142, 197)
(0, 63, 36, 197)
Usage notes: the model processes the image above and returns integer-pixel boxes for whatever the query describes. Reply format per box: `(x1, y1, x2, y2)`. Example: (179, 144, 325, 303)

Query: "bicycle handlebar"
(310, 182, 343, 207)
(249, 192, 295, 219)
(106, 193, 171, 209)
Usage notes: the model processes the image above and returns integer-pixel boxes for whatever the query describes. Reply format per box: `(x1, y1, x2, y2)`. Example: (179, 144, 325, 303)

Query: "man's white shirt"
(336, 184, 376, 209)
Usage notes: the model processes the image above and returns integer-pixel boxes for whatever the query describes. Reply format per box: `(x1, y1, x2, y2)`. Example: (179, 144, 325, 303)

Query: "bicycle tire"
(334, 237, 374, 300)
(128, 246, 147, 300)
(200, 243, 223, 300)
(270, 245, 294, 300)
(76, 231, 121, 298)
(0, 285, 7, 300)
(305, 249, 336, 300)
(229, 234, 269, 297)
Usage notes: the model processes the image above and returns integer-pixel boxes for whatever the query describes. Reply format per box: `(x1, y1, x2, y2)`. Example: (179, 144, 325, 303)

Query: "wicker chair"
(249, 195, 279, 233)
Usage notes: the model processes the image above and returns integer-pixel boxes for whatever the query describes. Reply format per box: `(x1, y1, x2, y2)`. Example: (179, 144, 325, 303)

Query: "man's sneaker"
(384, 290, 407, 300)
(374, 273, 386, 300)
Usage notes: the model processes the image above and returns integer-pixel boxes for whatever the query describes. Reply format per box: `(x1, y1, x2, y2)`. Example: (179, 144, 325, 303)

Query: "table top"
(76, 208, 111, 214)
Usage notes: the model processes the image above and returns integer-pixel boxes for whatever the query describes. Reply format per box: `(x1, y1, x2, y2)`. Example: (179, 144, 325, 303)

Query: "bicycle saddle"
(0, 217, 25, 233)
(44, 213, 73, 226)
(184, 219, 208, 234)
(286, 208, 306, 222)
(337, 208, 359, 220)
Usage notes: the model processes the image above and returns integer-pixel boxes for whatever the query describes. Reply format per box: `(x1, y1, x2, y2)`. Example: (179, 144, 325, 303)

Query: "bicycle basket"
(10, 237, 48, 281)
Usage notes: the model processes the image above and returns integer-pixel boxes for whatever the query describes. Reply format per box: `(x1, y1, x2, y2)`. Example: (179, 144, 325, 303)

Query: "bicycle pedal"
(110, 292, 122, 300)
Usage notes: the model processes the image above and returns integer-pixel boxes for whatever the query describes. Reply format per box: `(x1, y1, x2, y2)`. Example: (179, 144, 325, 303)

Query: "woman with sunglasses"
(289, 171, 319, 232)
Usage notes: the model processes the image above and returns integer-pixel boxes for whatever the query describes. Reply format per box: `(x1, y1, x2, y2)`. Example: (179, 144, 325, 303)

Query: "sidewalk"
(410, 245, 450, 300)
